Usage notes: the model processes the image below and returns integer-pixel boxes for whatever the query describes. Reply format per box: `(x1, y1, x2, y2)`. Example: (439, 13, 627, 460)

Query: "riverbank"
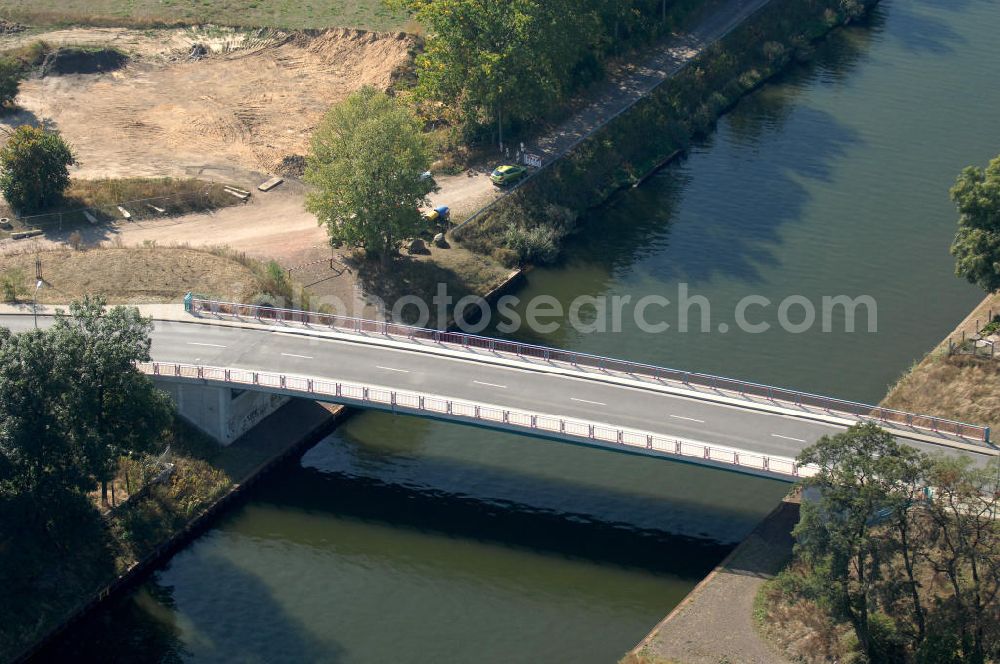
(454, 0, 879, 266)
(8, 399, 350, 663)
(625, 289, 1000, 664)
(750, 291, 1000, 663)
(624, 495, 800, 664)
(881, 291, 1000, 435)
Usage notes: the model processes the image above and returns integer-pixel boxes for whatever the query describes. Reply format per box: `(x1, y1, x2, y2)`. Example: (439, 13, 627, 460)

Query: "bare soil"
(1, 26, 414, 179)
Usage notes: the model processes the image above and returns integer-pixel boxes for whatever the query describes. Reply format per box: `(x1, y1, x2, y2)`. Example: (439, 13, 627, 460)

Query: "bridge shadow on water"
(252, 462, 733, 580)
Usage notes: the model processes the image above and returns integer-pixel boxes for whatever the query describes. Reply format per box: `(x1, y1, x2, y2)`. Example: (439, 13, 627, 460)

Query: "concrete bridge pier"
(156, 380, 290, 445)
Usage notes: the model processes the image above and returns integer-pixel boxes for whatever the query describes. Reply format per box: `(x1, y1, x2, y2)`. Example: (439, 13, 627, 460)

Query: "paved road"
(3, 314, 993, 469)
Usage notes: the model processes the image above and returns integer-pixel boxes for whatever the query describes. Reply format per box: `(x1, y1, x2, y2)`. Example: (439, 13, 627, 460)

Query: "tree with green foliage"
(0, 125, 75, 214)
(395, 0, 602, 143)
(950, 154, 1000, 294)
(305, 87, 435, 262)
(0, 56, 23, 109)
(794, 423, 929, 662)
(922, 456, 1000, 664)
(0, 327, 91, 523)
(785, 424, 1000, 663)
(53, 297, 173, 505)
(0, 298, 172, 522)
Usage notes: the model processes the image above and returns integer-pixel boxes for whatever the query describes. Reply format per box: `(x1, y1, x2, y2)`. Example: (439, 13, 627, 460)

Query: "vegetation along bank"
(453, 0, 878, 267)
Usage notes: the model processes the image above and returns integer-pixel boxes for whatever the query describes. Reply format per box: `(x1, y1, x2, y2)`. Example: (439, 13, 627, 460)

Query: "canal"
(49, 0, 995, 661)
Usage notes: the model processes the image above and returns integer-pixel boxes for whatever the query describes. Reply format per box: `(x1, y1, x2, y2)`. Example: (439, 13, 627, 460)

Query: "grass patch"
(63, 177, 243, 219)
(881, 292, 1000, 434)
(755, 562, 857, 663)
(0, 0, 410, 32)
(0, 245, 285, 304)
(1, 178, 247, 234)
(0, 38, 52, 72)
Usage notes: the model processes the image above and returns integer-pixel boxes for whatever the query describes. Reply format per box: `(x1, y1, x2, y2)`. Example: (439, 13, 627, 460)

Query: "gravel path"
(630, 499, 798, 664)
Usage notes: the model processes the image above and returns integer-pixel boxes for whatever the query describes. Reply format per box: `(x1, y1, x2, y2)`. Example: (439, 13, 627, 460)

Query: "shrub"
(0, 56, 23, 108)
(502, 223, 559, 265)
(0, 126, 75, 213)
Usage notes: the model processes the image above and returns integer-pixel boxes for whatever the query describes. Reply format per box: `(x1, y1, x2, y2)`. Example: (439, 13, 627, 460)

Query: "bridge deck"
(1, 312, 993, 482)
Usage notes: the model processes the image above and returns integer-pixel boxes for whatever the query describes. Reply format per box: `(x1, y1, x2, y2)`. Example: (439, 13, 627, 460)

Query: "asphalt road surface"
(3, 314, 993, 468)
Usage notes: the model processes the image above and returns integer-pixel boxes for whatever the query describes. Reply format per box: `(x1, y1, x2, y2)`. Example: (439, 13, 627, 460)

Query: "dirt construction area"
(0, 26, 414, 178)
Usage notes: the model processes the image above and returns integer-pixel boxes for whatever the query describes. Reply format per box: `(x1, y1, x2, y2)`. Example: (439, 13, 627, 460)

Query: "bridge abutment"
(157, 381, 290, 445)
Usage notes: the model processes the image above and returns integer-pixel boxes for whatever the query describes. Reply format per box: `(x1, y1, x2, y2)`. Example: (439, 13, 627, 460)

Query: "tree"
(394, 0, 602, 143)
(0, 327, 91, 531)
(784, 425, 1000, 662)
(0, 297, 172, 521)
(922, 457, 1000, 664)
(305, 87, 435, 261)
(0, 56, 23, 108)
(53, 296, 173, 505)
(794, 423, 928, 662)
(950, 155, 1000, 293)
(0, 125, 75, 214)
(393, 0, 688, 142)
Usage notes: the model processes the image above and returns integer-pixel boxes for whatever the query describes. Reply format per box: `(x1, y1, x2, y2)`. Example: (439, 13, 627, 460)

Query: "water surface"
(47, 1, 996, 661)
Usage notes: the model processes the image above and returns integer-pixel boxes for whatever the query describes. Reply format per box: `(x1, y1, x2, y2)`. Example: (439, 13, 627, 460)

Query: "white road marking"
(376, 365, 410, 373)
(771, 433, 807, 443)
(670, 414, 705, 423)
(571, 397, 606, 406)
(474, 380, 507, 389)
(281, 353, 314, 359)
(187, 342, 226, 348)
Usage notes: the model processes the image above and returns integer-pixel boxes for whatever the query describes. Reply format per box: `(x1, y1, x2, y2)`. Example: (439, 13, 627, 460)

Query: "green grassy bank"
(0, 0, 410, 32)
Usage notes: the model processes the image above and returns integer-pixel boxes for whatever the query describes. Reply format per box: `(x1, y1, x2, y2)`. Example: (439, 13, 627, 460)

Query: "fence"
(140, 360, 812, 480)
(186, 296, 993, 445)
(948, 310, 998, 360)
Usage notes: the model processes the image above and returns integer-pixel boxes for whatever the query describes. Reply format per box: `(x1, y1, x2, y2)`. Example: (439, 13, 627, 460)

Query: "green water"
(44, 1, 996, 661)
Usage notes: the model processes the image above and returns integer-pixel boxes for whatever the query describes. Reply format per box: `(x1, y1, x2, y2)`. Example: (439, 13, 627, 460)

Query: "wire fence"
(187, 296, 993, 445)
(141, 360, 813, 480)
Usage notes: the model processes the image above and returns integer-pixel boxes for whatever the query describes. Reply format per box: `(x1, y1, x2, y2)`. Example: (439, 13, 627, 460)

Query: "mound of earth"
(40, 47, 128, 76)
(277, 155, 306, 177)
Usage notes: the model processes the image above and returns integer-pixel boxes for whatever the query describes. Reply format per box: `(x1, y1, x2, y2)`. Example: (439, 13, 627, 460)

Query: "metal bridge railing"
(139, 361, 813, 480)
(185, 297, 992, 446)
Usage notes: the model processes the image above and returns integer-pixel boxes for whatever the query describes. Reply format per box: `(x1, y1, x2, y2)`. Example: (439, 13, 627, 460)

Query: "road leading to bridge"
(2, 313, 993, 481)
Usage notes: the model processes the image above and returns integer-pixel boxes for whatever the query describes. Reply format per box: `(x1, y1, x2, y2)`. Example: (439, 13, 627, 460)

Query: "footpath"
(627, 497, 799, 664)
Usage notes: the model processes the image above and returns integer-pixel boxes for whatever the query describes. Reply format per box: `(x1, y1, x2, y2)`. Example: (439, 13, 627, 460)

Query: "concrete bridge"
(1, 298, 993, 482)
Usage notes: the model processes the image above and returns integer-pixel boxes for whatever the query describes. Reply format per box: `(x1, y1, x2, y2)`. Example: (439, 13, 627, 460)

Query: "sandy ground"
(0, 0, 771, 307)
(1, 26, 413, 178)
